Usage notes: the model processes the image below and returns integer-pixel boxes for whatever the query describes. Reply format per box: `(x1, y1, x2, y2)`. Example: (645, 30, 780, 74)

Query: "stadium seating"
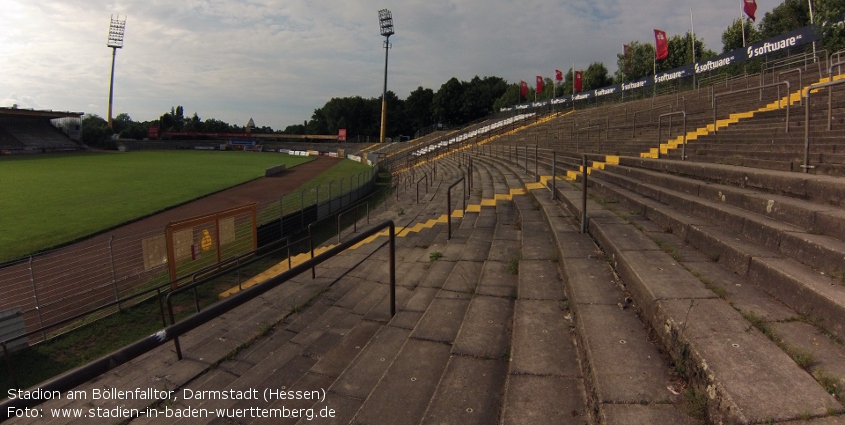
(0, 121, 80, 153)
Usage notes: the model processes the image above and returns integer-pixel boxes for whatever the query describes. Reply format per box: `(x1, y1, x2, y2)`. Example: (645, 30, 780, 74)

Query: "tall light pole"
(378, 9, 394, 144)
(106, 15, 126, 129)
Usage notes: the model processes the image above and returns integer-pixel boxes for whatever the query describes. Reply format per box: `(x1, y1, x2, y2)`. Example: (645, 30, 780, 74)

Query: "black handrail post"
(446, 176, 466, 240)
(389, 222, 396, 317)
(534, 145, 539, 182)
(524, 145, 528, 174)
(552, 151, 557, 200)
(156, 288, 167, 327)
(3, 341, 17, 389)
(581, 155, 588, 234)
(166, 301, 183, 360)
(447, 184, 452, 239)
(308, 224, 315, 279)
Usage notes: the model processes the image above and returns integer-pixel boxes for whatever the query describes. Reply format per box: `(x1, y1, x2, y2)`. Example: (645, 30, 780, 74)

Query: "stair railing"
(657, 111, 688, 160)
(803, 78, 845, 172)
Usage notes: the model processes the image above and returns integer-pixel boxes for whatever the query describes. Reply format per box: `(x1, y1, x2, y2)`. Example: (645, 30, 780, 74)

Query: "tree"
(80, 114, 112, 147)
(405, 86, 434, 132)
(816, 0, 845, 51)
(431, 77, 465, 125)
(615, 41, 655, 83)
(760, 0, 810, 39)
(492, 83, 522, 110)
(583, 62, 612, 91)
(658, 32, 716, 72)
(722, 18, 764, 52)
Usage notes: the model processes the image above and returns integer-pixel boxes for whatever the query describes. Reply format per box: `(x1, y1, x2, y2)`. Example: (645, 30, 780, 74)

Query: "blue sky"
(0, 0, 773, 131)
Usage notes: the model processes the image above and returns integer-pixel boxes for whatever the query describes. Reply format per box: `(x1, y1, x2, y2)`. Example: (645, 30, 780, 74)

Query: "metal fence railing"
(0, 162, 378, 350)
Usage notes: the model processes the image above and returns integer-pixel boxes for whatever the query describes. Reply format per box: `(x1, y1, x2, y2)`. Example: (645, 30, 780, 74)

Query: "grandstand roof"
(0, 107, 83, 120)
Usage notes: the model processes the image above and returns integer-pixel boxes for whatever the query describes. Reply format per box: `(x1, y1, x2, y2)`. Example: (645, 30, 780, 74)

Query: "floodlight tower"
(378, 9, 394, 144)
(106, 15, 126, 129)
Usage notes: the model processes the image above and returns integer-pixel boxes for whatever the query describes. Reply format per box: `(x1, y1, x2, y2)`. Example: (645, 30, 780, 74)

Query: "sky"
(0, 0, 775, 131)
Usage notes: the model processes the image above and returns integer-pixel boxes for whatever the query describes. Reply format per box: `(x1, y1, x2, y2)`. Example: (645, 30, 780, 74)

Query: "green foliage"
(432, 76, 508, 125)
(80, 114, 113, 148)
(722, 18, 764, 53)
(583, 62, 613, 91)
(760, 0, 811, 39)
(507, 257, 519, 275)
(405, 86, 435, 132)
(616, 41, 655, 82)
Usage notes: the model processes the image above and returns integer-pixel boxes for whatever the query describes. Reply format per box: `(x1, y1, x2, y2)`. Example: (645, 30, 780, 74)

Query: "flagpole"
(691, 9, 696, 89)
(808, 0, 817, 61)
(741, 2, 746, 48)
(653, 35, 657, 97)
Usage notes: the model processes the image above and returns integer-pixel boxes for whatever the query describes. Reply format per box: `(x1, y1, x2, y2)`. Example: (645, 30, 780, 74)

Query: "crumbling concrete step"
(518, 260, 565, 301)
(420, 356, 508, 425)
(593, 221, 842, 422)
(509, 299, 579, 377)
(410, 292, 472, 344)
(594, 166, 845, 277)
(501, 375, 588, 424)
(494, 157, 696, 422)
(350, 338, 452, 424)
(451, 295, 513, 359)
(616, 156, 845, 207)
(330, 325, 411, 400)
(589, 174, 845, 341)
(475, 260, 517, 298)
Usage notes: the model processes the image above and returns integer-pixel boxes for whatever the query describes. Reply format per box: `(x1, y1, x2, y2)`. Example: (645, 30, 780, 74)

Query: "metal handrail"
(446, 176, 466, 240)
(164, 220, 396, 361)
(826, 61, 845, 131)
(778, 68, 804, 105)
(576, 125, 601, 151)
(713, 81, 791, 137)
(803, 78, 845, 172)
(657, 111, 687, 160)
(581, 155, 588, 234)
(416, 174, 428, 204)
(336, 202, 371, 243)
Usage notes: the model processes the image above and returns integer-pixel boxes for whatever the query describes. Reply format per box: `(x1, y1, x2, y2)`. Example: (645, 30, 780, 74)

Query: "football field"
(0, 151, 316, 261)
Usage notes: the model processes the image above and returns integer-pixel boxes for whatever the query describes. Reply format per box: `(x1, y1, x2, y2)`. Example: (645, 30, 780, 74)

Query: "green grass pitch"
(0, 151, 317, 262)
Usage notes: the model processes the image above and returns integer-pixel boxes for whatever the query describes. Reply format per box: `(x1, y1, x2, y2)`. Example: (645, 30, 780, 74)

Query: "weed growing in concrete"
(507, 257, 520, 275)
(741, 311, 775, 340)
(653, 236, 683, 263)
(791, 349, 815, 370)
(429, 251, 443, 263)
(813, 370, 842, 401)
(501, 347, 511, 360)
(682, 387, 707, 419)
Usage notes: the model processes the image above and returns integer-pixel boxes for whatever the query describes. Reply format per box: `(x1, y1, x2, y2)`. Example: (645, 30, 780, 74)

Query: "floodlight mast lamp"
(378, 9, 394, 144)
(106, 15, 126, 129)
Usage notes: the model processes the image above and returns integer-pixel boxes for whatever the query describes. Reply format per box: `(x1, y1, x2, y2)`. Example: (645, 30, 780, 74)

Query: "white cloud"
(0, 0, 765, 130)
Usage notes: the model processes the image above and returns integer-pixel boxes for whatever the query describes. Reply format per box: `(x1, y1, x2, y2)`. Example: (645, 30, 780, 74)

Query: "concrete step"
(491, 165, 590, 424)
(587, 170, 845, 342)
(595, 164, 845, 277)
(548, 169, 845, 423)
(479, 153, 703, 423)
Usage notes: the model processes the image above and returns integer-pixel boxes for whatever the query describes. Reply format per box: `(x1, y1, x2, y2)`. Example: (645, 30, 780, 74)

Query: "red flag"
(743, 0, 757, 21)
(574, 71, 583, 93)
(555, 69, 563, 82)
(520, 81, 528, 99)
(536, 76, 544, 94)
(654, 29, 668, 60)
